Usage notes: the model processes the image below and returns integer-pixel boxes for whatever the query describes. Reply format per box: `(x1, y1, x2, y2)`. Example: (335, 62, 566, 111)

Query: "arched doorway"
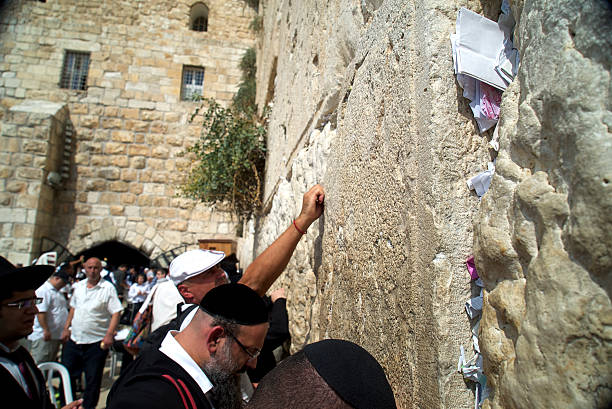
(76, 241, 150, 270)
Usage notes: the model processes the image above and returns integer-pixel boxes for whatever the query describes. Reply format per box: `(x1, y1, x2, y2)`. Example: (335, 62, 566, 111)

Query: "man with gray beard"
(106, 283, 268, 409)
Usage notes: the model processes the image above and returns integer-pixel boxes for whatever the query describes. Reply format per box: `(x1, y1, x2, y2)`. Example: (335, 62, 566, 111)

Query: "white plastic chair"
(38, 361, 73, 407)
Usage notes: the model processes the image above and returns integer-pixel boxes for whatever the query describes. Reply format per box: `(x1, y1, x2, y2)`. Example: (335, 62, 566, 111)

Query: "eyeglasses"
(226, 330, 261, 359)
(2, 297, 43, 309)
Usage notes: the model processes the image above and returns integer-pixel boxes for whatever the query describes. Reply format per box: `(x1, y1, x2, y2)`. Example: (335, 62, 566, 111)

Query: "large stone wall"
(0, 101, 67, 265)
(252, 0, 611, 408)
(0, 0, 257, 262)
(474, 1, 612, 408)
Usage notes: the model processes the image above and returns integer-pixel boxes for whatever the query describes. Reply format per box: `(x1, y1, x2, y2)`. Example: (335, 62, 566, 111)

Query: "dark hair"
(248, 350, 352, 409)
(210, 316, 239, 338)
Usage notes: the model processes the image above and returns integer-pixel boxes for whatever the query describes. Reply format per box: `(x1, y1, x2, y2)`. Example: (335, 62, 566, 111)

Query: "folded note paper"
(453, 8, 514, 90)
(467, 162, 496, 197)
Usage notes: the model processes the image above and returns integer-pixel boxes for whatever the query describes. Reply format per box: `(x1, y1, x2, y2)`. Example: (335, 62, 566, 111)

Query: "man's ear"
(207, 326, 225, 355)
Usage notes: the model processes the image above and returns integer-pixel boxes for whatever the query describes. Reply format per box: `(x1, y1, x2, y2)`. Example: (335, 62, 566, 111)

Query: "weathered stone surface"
(249, 0, 611, 408)
(473, 2, 612, 408)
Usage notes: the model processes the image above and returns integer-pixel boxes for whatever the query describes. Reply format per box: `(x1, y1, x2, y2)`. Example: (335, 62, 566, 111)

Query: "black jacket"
(106, 348, 213, 409)
(0, 346, 54, 409)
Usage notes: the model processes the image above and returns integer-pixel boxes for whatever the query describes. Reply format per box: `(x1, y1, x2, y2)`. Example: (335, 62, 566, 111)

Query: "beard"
(204, 342, 244, 409)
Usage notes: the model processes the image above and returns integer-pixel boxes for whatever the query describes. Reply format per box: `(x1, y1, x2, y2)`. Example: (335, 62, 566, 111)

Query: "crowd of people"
(0, 185, 398, 409)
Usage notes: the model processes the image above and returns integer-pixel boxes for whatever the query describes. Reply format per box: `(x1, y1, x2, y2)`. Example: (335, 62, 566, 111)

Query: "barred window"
(60, 51, 90, 90)
(181, 66, 205, 101)
(192, 16, 208, 32)
(190, 3, 209, 32)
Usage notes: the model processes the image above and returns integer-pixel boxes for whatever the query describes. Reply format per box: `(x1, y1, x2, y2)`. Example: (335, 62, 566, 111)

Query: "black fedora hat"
(0, 256, 54, 291)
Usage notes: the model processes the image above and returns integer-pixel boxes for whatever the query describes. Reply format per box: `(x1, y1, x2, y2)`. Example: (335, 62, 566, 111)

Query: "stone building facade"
(0, 0, 257, 265)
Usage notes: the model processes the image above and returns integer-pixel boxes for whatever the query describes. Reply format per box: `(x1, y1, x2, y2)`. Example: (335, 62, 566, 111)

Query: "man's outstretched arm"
(240, 184, 325, 296)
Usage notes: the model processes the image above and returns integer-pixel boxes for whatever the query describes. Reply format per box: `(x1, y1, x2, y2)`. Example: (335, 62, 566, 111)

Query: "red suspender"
(162, 374, 194, 409)
(177, 378, 197, 409)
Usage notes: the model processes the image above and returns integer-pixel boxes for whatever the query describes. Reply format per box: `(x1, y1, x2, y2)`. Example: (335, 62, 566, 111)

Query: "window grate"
(60, 51, 90, 90)
(181, 66, 205, 101)
(192, 16, 208, 32)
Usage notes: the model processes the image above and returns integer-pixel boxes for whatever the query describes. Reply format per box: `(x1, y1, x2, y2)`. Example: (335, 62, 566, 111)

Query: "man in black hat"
(106, 283, 269, 409)
(0, 255, 84, 409)
(247, 339, 397, 409)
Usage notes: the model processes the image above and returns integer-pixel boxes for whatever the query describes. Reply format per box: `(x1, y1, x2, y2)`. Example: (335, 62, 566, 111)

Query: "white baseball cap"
(169, 249, 225, 285)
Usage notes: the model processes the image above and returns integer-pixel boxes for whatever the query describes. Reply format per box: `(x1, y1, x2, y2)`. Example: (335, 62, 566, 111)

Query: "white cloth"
(28, 281, 69, 341)
(138, 278, 184, 332)
(159, 331, 214, 397)
(127, 283, 149, 304)
(69, 279, 123, 344)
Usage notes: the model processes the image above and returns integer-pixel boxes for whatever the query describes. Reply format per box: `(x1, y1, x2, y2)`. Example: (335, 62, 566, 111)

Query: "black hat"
(0, 256, 54, 291)
(199, 283, 268, 325)
(52, 269, 70, 283)
(304, 339, 397, 409)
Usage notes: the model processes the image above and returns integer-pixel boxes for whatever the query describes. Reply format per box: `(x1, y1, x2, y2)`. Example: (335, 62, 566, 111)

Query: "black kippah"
(304, 339, 396, 409)
(199, 283, 268, 325)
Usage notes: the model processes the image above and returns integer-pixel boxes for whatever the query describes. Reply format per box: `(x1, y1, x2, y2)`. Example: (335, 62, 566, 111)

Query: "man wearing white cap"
(139, 184, 325, 354)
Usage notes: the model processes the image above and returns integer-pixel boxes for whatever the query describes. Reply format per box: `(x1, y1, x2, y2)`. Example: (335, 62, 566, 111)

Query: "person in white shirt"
(27, 269, 70, 364)
(127, 273, 149, 324)
(137, 269, 183, 332)
(145, 270, 156, 292)
(60, 257, 123, 409)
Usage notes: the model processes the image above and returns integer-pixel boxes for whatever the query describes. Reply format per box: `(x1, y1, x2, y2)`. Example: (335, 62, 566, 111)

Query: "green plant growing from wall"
(180, 48, 266, 219)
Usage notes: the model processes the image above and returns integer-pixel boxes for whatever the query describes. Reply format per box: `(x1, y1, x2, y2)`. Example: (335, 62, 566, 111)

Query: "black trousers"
(61, 339, 109, 409)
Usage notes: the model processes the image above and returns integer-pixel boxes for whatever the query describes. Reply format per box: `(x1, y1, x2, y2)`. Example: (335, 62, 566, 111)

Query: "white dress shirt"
(159, 331, 214, 399)
(70, 279, 123, 344)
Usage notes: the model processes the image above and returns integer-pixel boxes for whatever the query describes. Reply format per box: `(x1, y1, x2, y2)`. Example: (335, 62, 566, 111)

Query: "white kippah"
(169, 249, 225, 285)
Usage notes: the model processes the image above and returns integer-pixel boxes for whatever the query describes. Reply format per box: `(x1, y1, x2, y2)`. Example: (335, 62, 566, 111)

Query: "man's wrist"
(294, 215, 312, 232)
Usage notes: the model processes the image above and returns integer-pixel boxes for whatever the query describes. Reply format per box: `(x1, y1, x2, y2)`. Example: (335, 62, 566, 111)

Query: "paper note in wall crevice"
(453, 7, 513, 90)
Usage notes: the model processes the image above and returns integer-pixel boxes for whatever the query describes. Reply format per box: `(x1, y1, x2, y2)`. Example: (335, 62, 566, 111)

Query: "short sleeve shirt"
(70, 279, 123, 344)
(28, 281, 69, 341)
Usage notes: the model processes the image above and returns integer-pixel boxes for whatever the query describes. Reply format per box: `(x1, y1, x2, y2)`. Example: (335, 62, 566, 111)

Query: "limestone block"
(111, 156, 129, 168)
(103, 106, 119, 117)
(100, 117, 122, 129)
(97, 168, 120, 180)
(128, 144, 151, 156)
(0, 193, 10, 206)
(120, 108, 139, 119)
(0, 165, 14, 179)
(84, 179, 106, 192)
(21, 139, 48, 155)
(10, 153, 33, 167)
(129, 183, 143, 195)
(109, 181, 129, 193)
(130, 156, 146, 169)
(77, 115, 99, 129)
(16, 167, 42, 180)
(112, 130, 134, 142)
(151, 146, 169, 159)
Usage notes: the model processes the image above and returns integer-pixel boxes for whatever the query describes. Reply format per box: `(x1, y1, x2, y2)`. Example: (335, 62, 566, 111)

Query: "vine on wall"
(180, 48, 266, 220)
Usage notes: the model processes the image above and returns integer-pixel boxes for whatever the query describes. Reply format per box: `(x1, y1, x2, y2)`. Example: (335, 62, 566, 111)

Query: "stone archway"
(67, 222, 168, 263)
(75, 240, 150, 268)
